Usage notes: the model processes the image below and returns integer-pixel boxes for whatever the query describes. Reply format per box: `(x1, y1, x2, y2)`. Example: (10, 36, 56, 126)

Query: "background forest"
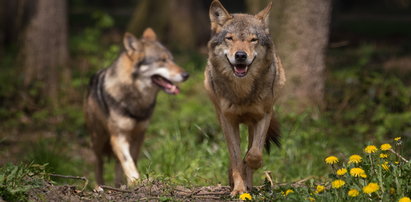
(0, 0, 411, 201)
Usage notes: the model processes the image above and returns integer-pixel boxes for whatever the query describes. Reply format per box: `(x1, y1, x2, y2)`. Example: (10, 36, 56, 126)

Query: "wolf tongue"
(170, 85, 180, 94)
(165, 83, 180, 94)
(234, 65, 247, 73)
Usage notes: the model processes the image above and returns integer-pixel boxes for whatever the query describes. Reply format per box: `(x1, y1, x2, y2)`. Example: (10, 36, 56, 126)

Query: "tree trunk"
(246, 0, 332, 112)
(270, 0, 332, 112)
(20, 0, 69, 108)
(127, 0, 209, 49)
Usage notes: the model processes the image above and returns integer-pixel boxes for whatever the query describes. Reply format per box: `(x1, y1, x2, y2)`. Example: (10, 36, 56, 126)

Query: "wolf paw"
(230, 189, 246, 197)
(126, 176, 140, 188)
(245, 150, 262, 169)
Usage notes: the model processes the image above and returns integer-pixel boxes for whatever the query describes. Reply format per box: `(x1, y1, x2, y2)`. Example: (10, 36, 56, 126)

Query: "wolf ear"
(142, 27, 157, 41)
(209, 0, 232, 33)
(255, 2, 272, 26)
(123, 32, 143, 58)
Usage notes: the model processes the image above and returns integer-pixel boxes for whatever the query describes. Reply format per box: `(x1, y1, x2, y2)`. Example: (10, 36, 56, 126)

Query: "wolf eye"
(225, 36, 233, 41)
(251, 38, 258, 42)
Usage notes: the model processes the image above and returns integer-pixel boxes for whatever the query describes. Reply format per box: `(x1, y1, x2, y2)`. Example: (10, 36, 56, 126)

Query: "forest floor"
(27, 181, 235, 201)
(0, 131, 234, 201)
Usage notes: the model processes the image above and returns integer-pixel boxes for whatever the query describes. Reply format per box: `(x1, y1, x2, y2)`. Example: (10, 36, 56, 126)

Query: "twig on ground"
(192, 195, 221, 199)
(264, 171, 274, 187)
(188, 189, 202, 198)
(99, 185, 133, 193)
(268, 176, 314, 188)
(50, 173, 89, 192)
(197, 191, 228, 195)
(389, 149, 409, 163)
(138, 197, 160, 200)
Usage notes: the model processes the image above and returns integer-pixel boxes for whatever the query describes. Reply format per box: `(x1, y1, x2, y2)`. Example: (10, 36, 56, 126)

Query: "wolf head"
(208, 0, 273, 78)
(123, 28, 189, 94)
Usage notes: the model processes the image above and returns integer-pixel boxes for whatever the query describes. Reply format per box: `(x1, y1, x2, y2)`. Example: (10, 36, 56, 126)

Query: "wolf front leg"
(110, 135, 140, 186)
(244, 125, 255, 190)
(245, 112, 272, 170)
(219, 114, 246, 196)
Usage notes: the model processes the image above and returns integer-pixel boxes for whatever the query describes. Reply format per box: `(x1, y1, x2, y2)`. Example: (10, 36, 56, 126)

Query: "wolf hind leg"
(94, 153, 104, 185)
(130, 132, 146, 171)
(114, 159, 124, 187)
(92, 131, 105, 186)
(228, 162, 234, 188)
(244, 125, 255, 190)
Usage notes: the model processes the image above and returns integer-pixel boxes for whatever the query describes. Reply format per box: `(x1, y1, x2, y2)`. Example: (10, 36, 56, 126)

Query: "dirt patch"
(28, 180, 234, 201)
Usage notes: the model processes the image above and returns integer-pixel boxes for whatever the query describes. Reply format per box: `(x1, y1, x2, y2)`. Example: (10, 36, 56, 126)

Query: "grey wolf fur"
(204, 0, 286, 195)
(84, 28, 189, 186)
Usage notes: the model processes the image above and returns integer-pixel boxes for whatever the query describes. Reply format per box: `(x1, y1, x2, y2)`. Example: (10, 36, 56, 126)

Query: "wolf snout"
(234, 51, 247, 62)
(181, 72, 190, 81)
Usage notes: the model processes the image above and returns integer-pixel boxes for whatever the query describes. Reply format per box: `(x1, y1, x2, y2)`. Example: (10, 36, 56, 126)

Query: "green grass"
(0, 163, 48, 201)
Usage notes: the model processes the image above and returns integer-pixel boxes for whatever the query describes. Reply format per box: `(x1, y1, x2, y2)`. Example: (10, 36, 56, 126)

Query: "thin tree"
(247, 0, 332, 112)
(127, 0, 209, 49)
(20, 0, 70, 108)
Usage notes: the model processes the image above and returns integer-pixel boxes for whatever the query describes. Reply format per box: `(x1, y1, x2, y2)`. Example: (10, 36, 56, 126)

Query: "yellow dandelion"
(348, 154, 363, 164)
(363, 183, 380, 194)
(350, 167, 366, 177)
(282, 189, 294, 196)
(381, 143, 392, 151)
(364, 145, 378, 154)
(239, 193, 252, 200)
(399, 197, 411, 202)
(325, 156, 339, 164)
(348, 189, 360, 197)
(331, 180, 345, 189)
(360, 173, 367, 178)
(308, 197, 316, 201)
(395, 161, 400, 164)
(380, 153, 388, 158)
(394, 137, 401, 141)
(336, 168, 347, 176)
(381, 162, 389, 171)
(315, 185, 325, 193)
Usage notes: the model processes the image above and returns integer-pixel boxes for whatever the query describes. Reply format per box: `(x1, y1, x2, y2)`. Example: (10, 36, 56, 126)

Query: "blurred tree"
(20, 0, 70, 108)
(247, 0, 332, 112)
(0, 0, 34, 53)
(0, 0, 3, 56)
(127, 0, 209, 49)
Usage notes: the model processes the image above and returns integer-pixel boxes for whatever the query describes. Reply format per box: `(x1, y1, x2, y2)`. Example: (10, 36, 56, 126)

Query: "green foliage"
(0, 163, 48, 201)
(25, 140, 86, 181)
(0, 53, 23, 129)
(326, 44, 411, 153)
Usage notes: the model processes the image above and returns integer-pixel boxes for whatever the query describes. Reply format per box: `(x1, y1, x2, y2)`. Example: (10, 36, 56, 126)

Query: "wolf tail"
(265, 113, 281, 153)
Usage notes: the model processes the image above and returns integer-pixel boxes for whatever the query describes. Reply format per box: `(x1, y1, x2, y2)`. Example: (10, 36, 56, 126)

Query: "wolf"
(84, 28, 189, 186)
(204, 0, 286, 195)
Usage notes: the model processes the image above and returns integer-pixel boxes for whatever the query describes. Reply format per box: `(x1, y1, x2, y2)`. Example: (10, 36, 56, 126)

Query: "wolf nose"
(235, 51, 247, 62)
(181, 72, 189, 81)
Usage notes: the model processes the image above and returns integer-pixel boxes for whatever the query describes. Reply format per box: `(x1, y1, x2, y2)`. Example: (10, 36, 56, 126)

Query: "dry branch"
(99, 185, 133, 193)
(49, 174, 88, 192)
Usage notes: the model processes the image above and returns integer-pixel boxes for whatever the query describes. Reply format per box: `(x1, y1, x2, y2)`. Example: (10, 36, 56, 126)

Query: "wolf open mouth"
(233, 64, 248, 77)
(151, 75, 180, 94)
(226, 55, 252, 77)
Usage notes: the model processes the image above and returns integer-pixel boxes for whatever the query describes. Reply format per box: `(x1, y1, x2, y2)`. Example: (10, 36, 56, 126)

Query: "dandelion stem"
(369, 154, 378, 176)
(389, 149, 409, 163)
